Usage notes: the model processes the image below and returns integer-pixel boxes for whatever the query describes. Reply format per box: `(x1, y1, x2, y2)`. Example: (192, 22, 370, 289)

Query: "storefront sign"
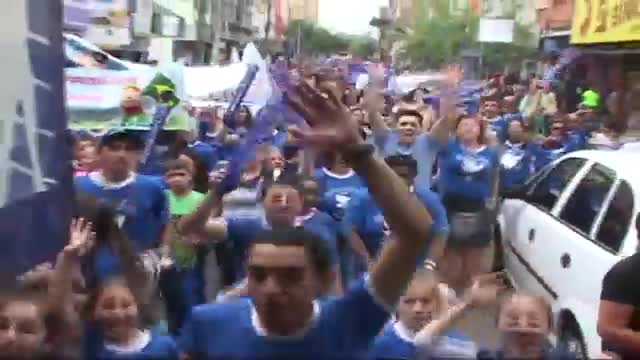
(571, 0, 640, 44)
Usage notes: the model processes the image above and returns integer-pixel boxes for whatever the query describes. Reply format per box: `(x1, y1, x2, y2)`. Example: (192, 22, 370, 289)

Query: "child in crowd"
(478, 293, 576, 359)
(159, 158, 207, 335)
(370, 270, 505, 359)
(87, 277, 178, 359)
(73, 134, 98, 177)
(0, 289, 60, 359)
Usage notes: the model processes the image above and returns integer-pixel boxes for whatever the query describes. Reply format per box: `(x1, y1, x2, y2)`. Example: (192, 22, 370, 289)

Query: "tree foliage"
(397, 7, 537, 71)
(285, 20, 349, 56)
(349, 36, 377, 59)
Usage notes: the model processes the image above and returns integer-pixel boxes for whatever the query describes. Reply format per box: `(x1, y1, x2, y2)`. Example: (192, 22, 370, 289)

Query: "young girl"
(1, 217, 94, 359)
(87, 277, 178, 359)
(0, 289, 60, 359)
(477, 293, 577, 359)
(370, 270, 505, 359)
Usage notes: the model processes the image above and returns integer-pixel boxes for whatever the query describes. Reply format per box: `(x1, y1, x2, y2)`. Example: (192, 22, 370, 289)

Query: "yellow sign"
(571, 0, 640, 44)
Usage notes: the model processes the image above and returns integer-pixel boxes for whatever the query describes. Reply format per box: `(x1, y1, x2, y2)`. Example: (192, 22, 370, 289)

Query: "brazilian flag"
(143, 72, 180, 107)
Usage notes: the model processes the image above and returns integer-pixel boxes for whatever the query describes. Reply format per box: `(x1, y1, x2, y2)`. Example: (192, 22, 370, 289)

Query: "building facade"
(63, 0, 222, 64)
(289, 0, 318, 22)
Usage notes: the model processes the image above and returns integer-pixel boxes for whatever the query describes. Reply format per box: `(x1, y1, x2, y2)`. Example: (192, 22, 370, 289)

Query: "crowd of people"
(2, 61, 629, 359)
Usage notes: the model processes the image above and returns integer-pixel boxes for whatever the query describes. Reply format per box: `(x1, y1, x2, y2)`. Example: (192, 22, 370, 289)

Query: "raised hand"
(286, 81, 363, 151)
(464, 271, 508, 307)
(209, 163, 240, 196)
(64, 218, 94, 258)
(17, 262, 53, 287)
(442, 64, 464, 88)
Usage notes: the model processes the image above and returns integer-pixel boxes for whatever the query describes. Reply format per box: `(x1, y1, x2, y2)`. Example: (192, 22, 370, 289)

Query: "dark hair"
(455, 114, 487, 144)
(237, 105, 254, 128)
(165, 147, 209, 193)
(385, 155, 418, 176)
(164, 157, 193, 174)
(74, 195, 146, 293)
(395, 109, 424, 127)
(263, 173, 304, 196)
(0, 287, 64, 349)
(250, 228, 332, 276)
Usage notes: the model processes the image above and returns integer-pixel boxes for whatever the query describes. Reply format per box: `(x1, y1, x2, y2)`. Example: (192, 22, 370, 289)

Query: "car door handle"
(561, 253, 571, 268)
(528, 229, 535, 242)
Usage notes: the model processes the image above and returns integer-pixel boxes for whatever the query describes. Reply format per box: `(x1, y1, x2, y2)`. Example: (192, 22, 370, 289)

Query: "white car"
(497, 150, 639, 358)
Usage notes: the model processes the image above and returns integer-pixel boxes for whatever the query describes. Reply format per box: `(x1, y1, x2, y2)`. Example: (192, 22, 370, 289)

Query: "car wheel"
(491, 225, 504, 271)
(559, 321, 588, 359)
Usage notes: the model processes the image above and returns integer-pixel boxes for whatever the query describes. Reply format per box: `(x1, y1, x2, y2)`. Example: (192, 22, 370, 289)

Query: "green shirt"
(166, 190, 206, 268)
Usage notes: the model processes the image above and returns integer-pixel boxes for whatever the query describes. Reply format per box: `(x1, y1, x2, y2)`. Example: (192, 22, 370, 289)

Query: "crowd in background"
(3, 61, 629, 359)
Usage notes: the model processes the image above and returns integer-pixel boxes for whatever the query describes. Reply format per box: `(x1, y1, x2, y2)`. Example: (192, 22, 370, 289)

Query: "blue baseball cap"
(99, 128, 144, 150)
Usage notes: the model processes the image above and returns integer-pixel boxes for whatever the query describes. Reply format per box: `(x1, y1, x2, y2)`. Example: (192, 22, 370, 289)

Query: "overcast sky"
(318, 0, 388, 36)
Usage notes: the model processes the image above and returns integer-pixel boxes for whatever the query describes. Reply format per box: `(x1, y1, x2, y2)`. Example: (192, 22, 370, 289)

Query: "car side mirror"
(501, 187, 527, 200)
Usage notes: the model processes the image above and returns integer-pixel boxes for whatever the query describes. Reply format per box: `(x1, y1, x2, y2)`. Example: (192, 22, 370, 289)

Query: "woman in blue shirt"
(439, 115, 498, 289)
(500, 119, 535, 192)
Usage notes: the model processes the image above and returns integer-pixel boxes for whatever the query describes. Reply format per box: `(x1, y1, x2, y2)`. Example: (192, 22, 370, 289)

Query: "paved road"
(450, 243, 502, 349)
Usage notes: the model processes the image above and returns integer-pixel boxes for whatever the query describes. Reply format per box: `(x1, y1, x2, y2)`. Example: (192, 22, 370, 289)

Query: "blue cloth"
(344, 189, 386, 258)
(566, 128, 588, 152)
(370, 323, 475, 360)
(477, 346, 577, 360)
(178, 278, 390, 359)
(75, 174, 169, 252)
(89, 245, 123, 285)
(301, 211, 342, 266)
(225, 216, 268, 281)
(189, 141, 218, 172)
(94, 329, 178, 359)
(159, 265, 205, 336)
(439, 139, 499, 201)
(314, 168, 366, 221)
(486, 116, 509, 143)
(530, 142, 568, 171)
(271, 129, 289, 149)
(373, 131, 442, 189)
(499, 141, 535, 191)
(345, 188, 448, 264)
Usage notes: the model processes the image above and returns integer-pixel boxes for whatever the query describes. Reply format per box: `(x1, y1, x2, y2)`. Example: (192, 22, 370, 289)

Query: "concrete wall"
(536, 0, 574, 31)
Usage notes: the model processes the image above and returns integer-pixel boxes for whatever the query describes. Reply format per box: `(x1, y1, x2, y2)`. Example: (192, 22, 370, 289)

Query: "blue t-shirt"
(499, 141, 534, 191)
(179, 277, 390, 359)
(344, 189, 386, 257)
(486, 116, 509, 143)
(477, 346, 577, 360)
(370, 322, 475, 360)
(530, 142, 568, 171)
(94, 330, 178, 359)
(566, 128, 588, 152)
(314, 168, 366, 221)
(225, 216, 269, 281)
(374, 131, 442, 189)
(345, 188, 448, 262)
(75, 173, 169, 252)
(439, 139, 498, 201)
(301, 210, 342, 265)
